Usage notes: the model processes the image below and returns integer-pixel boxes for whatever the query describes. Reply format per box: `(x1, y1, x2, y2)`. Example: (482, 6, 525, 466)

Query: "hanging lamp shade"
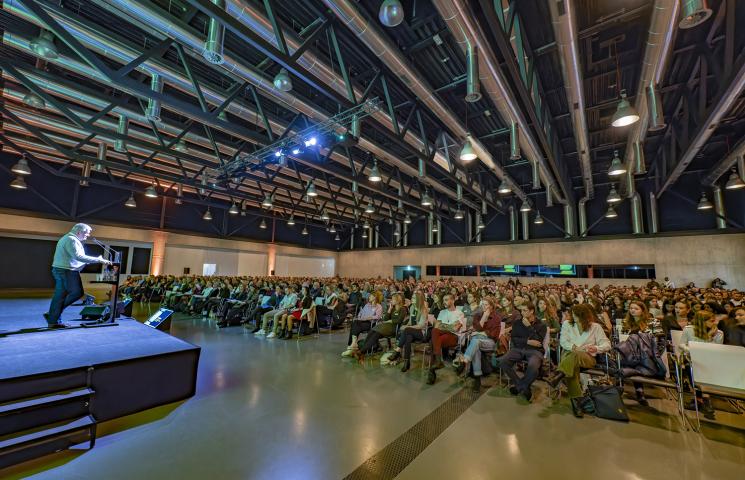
(697, 193, 713, 210)
(306, 181, 318, 197)
(534, 211, 544, 224)
(10, 176, 27, 190)
(329, 224, 336, 233)
(228, 203, 239, 215)
(203, 208, 213, 220)
(611, 90, 639, 127)
(459, 136, 477, 162)
(454, 208, 464, 220)
(368, 162, 382, 182)
(259, 218, 267, 229)
(30, 30, 58, 59)
(301, 226, 308, 235)
(379, 0, 404, 27)
(477, 219, 486, 230)
(420, 191, 433, 207)
(273, 68, 293, 92)
(145, 184, 158, 198)
(174, 140, 188, 153)
(262, 194, 273, 208)
(605, 205, 618, 218)
(125, 194, 137, 208)
(607, 185, 622, 204)
(679, 0, 712, 29)
(321, 210, 330, 221)
(404, 214, 412, 224)
(11, 157, 31, 176)
(608, 150, 627, 176)
(335, 232, 340, 241)
(361, 229, 368, 238)
(498, 179, 512, 194)
(724, 169, 745, 190)
(287, 215, 296, 226)
(431, 220, 438, 233)
(520, 201, 531, 212)
(365, 201, 375, 214)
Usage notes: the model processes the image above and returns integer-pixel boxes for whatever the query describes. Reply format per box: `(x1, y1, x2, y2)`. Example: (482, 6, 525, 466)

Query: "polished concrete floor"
(2, 299, 744, 480)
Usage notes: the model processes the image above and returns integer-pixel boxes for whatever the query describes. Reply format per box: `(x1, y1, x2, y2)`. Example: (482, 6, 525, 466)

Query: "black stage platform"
(0, 314, 200, 420)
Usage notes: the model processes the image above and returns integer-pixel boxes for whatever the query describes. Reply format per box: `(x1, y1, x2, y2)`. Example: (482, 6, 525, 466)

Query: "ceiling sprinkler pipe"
(114, 114, 128, 152)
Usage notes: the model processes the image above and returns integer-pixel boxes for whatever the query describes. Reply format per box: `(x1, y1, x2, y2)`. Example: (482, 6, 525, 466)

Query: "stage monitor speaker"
(80, 305, 110, 320)
(144, 308, 174, 332)
(117, 298, 133, 317)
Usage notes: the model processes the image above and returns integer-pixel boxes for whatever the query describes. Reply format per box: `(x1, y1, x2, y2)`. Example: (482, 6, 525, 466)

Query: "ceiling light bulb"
(477, 220, 485, 230)
(329, 225, 336, 233)
(611, 90, 639, 127)
(335, 233, 340, 241)
(262, 195, 273, 208)
(321, 211, 330, 221)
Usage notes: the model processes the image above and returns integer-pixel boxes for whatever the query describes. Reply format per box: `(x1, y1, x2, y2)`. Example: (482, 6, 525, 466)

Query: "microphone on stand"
(90, 237, 118, 262)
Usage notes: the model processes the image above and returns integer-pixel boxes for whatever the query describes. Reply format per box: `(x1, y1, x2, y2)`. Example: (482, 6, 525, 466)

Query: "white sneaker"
(341, 347, 356, 357)
(267, 331, 276, 339)
(254, 329, 266, 336)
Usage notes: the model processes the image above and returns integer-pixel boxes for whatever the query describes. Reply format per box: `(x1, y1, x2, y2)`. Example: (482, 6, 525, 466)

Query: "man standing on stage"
(46, 223, 111, 327)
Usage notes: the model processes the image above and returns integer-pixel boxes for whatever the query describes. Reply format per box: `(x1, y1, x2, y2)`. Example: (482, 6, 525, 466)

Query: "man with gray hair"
(46, 223, 111, 327)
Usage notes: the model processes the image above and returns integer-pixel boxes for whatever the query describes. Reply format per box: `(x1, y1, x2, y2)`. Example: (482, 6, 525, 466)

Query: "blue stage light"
(304, 136, 317, 147)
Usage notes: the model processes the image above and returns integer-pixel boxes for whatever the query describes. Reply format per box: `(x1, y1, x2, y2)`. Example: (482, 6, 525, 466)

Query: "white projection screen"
(274, 255, 335, 277)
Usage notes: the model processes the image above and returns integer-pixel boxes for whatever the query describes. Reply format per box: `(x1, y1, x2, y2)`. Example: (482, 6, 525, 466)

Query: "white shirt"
(559, 321, 611, 356)
(679, 324, 724, 351)
(437, 307, 465, 332)
(52, 233, 103, 271)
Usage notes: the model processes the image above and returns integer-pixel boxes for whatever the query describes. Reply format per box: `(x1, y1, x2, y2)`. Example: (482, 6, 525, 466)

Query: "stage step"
(0, 415, 96, 469)
(0, 388, 94, 437)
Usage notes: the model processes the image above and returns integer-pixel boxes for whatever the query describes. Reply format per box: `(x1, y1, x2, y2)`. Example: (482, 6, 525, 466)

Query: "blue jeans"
(499, 348, 544, 393)
(48, 267, 83, 325)
(463, 336, 496, 376)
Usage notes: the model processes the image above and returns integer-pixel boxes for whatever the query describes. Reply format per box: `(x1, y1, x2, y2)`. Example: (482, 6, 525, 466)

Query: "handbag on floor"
(588, 385, 629, 422)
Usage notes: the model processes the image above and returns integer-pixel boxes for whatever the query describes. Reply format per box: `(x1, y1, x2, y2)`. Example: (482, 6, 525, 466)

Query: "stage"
(0, 300, 200, 468)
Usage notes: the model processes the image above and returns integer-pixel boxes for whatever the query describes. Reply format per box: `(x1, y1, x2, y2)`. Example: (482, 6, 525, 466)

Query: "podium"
(89, 249, 122, 323)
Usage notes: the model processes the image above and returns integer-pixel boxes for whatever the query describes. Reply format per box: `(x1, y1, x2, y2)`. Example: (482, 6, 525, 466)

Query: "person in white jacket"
(547, 304, 611, 417)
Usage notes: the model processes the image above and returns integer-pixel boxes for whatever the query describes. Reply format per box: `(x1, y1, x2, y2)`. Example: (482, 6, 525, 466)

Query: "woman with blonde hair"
(679, 310, 723, 419)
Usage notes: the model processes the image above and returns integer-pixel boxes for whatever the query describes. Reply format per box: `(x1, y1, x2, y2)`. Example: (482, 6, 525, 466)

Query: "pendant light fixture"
(145, 182, 158, 198)
(611, 89, 639, 127)
(335, 232, 341, 241)
(301, 226, 308, 235)
(228, 202, 239, 215)
(459, 135, 477, 162)
(431, 218, 438, 233)
(125, 193, 137, 208)
(329, 224, 336, 233)
(608, 150, 626, 176)
(22, 91, 45, 109)
(379, 0, 404, 27)
(697, 192, 713, 210)
(365, 201, 375, 214)
(30, 29, 59, 59)
(203, 208, 213, 221)
(520, 200, 531, 212)
(174, 140, 188, 153)
(273, 68, 293, 92)
(287, 215, 296, 226)
(725, 168, 745, 190)
(363, 220, 371, 229)
(498, 179, 512, 194)
(679, 0, 713, 29)
(534, 211, 544, 224)
(453, 207, 464, 220)
(11, 155, 31, 176)
(321, 210, 330, 221)
(368, 160, 382, 182)
(262, 194, 273, 208)
(306, 181, 318, 197)
(606, 185, 622, 204)
(259, 218, 267, 229)
(404, 214, 412, 224)
(477, 218, 486, 230)
(420, 190, 433, 207)
(10, 176, 27, 190)
(605, 205, 618, 218)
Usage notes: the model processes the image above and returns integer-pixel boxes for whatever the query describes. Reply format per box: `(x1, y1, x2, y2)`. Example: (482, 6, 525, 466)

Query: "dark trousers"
(360, 330, 385, 354)
(48, 267, 83, 325)
(348, 320, 371, 345)
(398, 327, 427, 359)
(499, 348, 544, 393)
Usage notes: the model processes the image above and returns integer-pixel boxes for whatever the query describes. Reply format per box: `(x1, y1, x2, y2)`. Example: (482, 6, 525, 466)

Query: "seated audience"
(426, 294, 465, 385)
(498, 301, 547, 402)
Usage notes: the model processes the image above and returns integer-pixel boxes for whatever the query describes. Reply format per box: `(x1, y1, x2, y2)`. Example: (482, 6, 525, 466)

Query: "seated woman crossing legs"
(498, 302, 547, 401)
(547, 304, 611, 417)
(353, 293, 408, 361)
(341, 291, 383, 357)
(458, 297, 502, 391)
(387, 291, 430, 372)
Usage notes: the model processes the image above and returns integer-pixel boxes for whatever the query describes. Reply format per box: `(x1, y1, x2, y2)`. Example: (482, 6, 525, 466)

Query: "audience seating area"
(120, 274, 745, 431)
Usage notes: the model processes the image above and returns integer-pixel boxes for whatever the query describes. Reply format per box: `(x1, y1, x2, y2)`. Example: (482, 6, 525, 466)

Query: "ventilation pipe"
(418, 157, 426, 179)
(465, 43, 481, 102)
(630, 193, 644, 234)
(368, 226, 374, 249)
(474, 212, 482, 243)
(648, 191, 659, 234)
(509, 206, 517, 241)
(436, 218, 442, 245)
(532, 160, 541, 190)
(632, 141, 646, 175)
(113, 114, 128, 152)
(466, 211, 473, 243)
(95, 142, 106, 171)
(521, 210, 529, 240)
(548, 0, 593, 198)
(546, 184, 554, 208)
(427, 214, 434, 246)
(620, 0, 679, 194)
(145, 73, 163, 122)
(374, 225, 380, 247)
(712, 186, 726, 229)
(563, 203, 575, 237)
(646, 82, 666, 131)
(509, 122, 520, 160)
(402, 223, 408, 246)
(79, 161, 91, 186)
(202, 0, 226, 64)
(578, 197, 588, 236)
(350, 227, 355, 249)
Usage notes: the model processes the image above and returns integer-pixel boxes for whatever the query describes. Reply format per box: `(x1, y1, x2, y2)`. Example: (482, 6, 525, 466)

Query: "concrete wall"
(337, 233, 745, 289)
(0, 212, 338, 292)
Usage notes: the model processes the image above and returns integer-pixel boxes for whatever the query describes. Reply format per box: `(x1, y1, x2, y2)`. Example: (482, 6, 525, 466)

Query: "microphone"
(90, 237, 118, 263)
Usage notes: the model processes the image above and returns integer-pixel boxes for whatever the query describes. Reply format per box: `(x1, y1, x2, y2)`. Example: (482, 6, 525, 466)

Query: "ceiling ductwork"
(322, 0, 533, 203)
(464, 43, 481, 103)
(5, 0, 479, 213)
(431, 0, 566, 204)
(202, 0, 226, 64)
(548, 0, 593, 199)
(620, 0, 679, 194)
